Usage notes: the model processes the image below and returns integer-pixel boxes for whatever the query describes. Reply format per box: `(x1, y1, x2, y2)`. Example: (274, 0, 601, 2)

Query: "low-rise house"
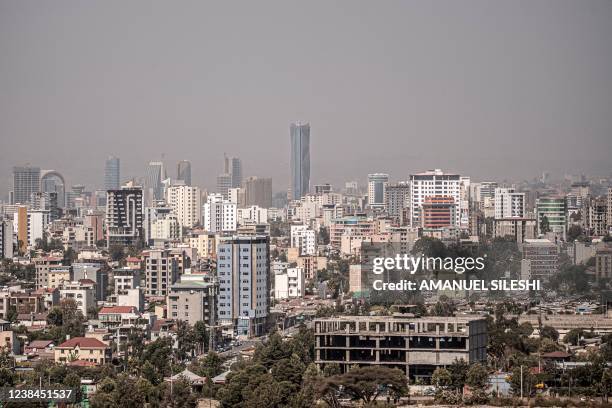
(10, 291, 44, 315)
(150, 318, 174, 342)
(54, 337, 111, 365)
(24, 340, 55, 356)
(16, 312, 48, 329)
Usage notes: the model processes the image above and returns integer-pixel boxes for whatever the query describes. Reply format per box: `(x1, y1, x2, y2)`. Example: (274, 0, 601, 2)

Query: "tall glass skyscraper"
(290, 122, 310, 200)
(104, 156, 120, 190)
(12, 166, 41, 204)
(145, 161, 165, 203)
(177, 160, 191, 186)
(223, 155, 242, 188)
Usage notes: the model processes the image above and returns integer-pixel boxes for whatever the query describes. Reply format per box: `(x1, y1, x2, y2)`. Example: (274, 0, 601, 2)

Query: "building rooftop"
(99, 306, 137, 314)
(57, 337, 109, 349)
(314, 314, 485, 323)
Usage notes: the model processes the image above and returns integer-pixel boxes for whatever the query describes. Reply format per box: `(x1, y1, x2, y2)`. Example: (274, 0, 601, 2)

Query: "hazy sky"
(1, 0, 611, 196)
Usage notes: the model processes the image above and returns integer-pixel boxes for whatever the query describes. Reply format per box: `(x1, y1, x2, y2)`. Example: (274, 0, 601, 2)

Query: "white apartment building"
(60, 281, 95, 317)
(150, 214, 182, 241)
(291, 199, 319, 223)
(238, 206, 268, 224)
(494, 188, 526, 219)
(13, 210, 49, 247)
(167, 185, 202, 228)
(291, 225, 317, 256)
(203, 194, 237, 233)
(409, 169, 462, 228)
(274, 267, 305, 299)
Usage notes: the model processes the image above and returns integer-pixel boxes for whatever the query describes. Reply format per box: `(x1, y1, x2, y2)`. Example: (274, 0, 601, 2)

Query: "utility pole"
(520, 365, 524, 401)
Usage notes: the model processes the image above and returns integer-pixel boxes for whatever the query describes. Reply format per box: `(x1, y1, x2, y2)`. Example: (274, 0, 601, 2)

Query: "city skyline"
(1, 1, 611, 196)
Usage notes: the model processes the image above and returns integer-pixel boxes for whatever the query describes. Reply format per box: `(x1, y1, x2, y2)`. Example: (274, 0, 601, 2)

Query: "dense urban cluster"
(1, 123, 612, 407)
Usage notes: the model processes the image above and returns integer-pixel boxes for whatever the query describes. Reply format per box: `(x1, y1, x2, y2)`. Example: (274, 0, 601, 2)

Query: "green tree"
(448, 359, 470, 391)
(162, 377, 197, 408)
(323, 363, 341, 377)
(332, 366, 407, 404)
(509, 366, 537, 397)
(194, 352, 223, 378)
(466, 363, 489, 389)
(431, 367, 452, 388)
(540, 325, 559, 342)
(602, 369, 612, 403)
(46, 306, 63, 326)
(271, 354, 306, 385)
(567, 225, 584, 242)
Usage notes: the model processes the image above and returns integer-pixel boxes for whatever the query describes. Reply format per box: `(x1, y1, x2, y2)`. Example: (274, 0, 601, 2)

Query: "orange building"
(421, 196, 456, 228)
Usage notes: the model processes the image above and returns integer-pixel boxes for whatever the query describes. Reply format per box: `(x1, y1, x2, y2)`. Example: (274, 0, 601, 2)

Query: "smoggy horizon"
(1, 1, 611, 197)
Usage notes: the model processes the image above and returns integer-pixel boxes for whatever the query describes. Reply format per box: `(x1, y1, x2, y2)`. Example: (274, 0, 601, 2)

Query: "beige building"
(493, 218, 536, 243)
(189, 231, 217, 259)
(34, 256, 63, 289)
(47, 266, 72, 289)
(167, 280, 217, 327)
(296, 256, 327, 280)
(54, 337, 111, 365)
(143, 249, 179, 297)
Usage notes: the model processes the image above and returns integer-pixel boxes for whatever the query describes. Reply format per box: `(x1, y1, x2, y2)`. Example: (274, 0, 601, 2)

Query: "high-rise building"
(421, 196, 456, 228)
(585, 196, 607, 237)
(290, 122, 310, 200)
(166, 185, 202, 229)
(177, 160, 191, 186)
(244, 177, 273, 208)
(409, 169, 462, 227)
(216, 173, 232, 200)
(385, 182, 410, 222)
(12, 166, 41, 204)
(105, 187, 143, 247)
(0, 218, 13, 259)
(478, 182, 498, 203)
(144, 249, 178, 297)
(31, 192, 59, 221)
(40, 170, 66, 208)
(216, 235, 269, 337)
(13, 208, 49, 249)
(608, 188, 612, 232)
(224, 155, 242, 188)
(104, 156, 120, 191)
(203, 194, 237, 233)
(536, 197, 567, 237)
(494, 188, 526, 219)
(144, 162, 165, 204)
(367, 173, 389, 210)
